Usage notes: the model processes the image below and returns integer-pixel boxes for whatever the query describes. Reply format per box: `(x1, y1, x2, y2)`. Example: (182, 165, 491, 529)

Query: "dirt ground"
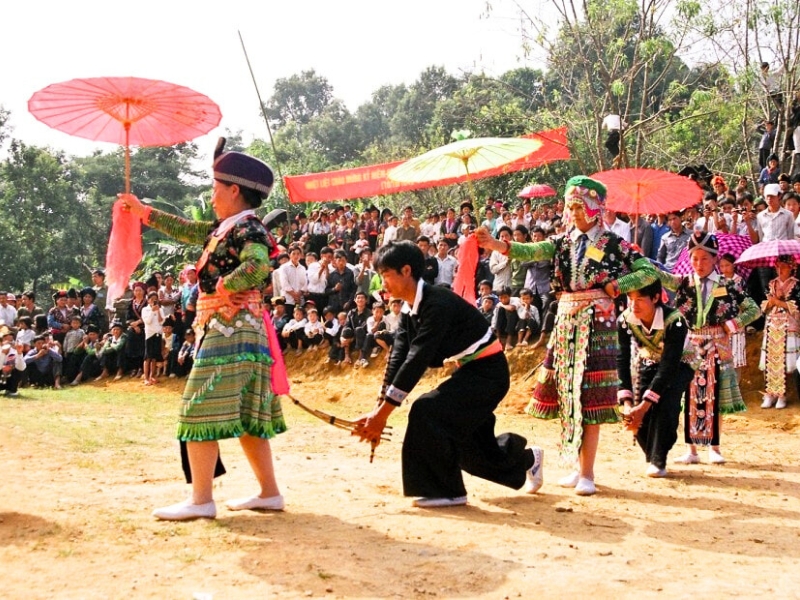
(2, 333, 800, 599)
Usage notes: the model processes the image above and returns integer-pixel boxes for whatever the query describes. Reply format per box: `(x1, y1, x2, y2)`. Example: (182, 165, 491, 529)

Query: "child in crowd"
(479, 295, 497, 325)
(323, 308, 344, 365)
(15, 316, 35, 353)
(718, 254, 747, 372)
(69, 325, 102, 385)
(360, 301, 391, 366)
(271, 297, 290, 352)
(515, 289, 541, 347)
(341, 291, 370, 365)
(492, 286, 521, 351)
(62, 315, 86, 382)
(96, 320, 127, 381)
(303, 308, 325, 351)
(161, 316, 179, 378)
(0, 327, 26, 397)
(141, 292, 165, 385)
(474, 280, 498, 309)
(282, 305, 308, 355)
(174, 329, 196, 377)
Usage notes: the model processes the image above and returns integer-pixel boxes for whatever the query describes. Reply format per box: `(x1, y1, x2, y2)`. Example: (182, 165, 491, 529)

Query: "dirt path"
(1, 337, 799, 599)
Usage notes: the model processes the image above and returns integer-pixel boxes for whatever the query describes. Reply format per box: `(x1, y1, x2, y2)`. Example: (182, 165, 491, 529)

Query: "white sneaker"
(523, 447, 544, 494)
(152, 499, 216, 521)
(558, 471, 580, 488)
(776, 397, 788, 409)
(412, 495, 468, 508)
(370, 348, 380, 358)
(674, 452, 700, 464)
(574, 477, 596, 496)
(646, 464, 667, 478)
(761, 395, 776, 408)
(708, 449, 726, 464)
(226, 494, 285, 511)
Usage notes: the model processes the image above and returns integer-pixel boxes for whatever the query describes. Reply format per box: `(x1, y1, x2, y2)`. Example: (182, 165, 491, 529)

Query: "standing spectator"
(382, 215, 399, 247)
(759, 256, 800, 409)
(396, 213, 419, 242)
(180, 265, 199, 331)
(24, 335, 63, 388)
(434, 240, 458, 287)
(159, 272, 181, 319)
(125, 282, 147, 378)
(416, 237, 439, 286)
(47, 290, 72, 345)
(16, 291, 43, 323)
(650, 215, 670, 261)
(279, 244, 308, 309)
(79, 287, 106, 334)
(353, 249, 376, 301)
(603, 209, 631, 242)
(509, 225, 531, 295)
(142, 291, 165, 385)
(524, 227, 554, 320)
(758, 154, 781, 192)
(306, 247, 333, 311)
(325, 250, 357, 313)
(754, 183, 797, 303)
(0, 292, 18, 327)
(489, 226, 513, 293)
(657, 212, 692, 272)
(340, 291, 370, 365)
(440, 207, 460, 248)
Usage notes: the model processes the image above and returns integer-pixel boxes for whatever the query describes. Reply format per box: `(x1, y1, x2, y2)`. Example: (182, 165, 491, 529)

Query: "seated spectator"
(271, 297, 290, 352)
(340, 291, 370, 365)
(24, 335, 63, 389)
(173, 328, 196, 378)
(479, 295, 497, 325)
(161, 316, 180, 378)
(95, 320, 127, 381)
(360, 301, 392, 366)
(492, 287, 521, 351)
(69, 325, 103, 385)
(15, 316, 35, 353)
(515, 289, 541, 346)
(474, 280, 499, 309)
(0, 327, 26, 397)
(303, 307, 325, 351)
(281, 305, 308, 355)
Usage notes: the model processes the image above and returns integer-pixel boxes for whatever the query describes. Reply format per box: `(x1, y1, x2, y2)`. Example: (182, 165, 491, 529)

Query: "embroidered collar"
(693, 271, 721, 286)
(213, 209, 256, 238)
(569, 223, 602, 243)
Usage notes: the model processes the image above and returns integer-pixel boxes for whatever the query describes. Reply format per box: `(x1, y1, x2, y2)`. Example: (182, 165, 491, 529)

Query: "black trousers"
(401, 352, 533, 498)
(635, 364, 695, 468)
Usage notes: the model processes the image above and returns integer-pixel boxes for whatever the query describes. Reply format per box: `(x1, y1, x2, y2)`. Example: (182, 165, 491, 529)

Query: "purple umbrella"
(735, 239, 800, 268)
(673, 232, 753, 279)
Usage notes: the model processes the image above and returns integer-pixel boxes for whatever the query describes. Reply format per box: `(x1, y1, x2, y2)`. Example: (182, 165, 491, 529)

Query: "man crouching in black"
(354, 240, 543, 507)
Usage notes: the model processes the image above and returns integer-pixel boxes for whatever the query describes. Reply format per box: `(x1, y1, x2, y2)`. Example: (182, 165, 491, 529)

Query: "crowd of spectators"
(2, 169, 800, 396)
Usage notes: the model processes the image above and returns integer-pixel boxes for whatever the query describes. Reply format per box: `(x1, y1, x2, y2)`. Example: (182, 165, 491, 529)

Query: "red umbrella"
(29, 76, 222, 306)
(734, 239, 800, 268)
(591, 168, 704, 216)
(518, 183, 557, 199)
(672, 233, 754, 279)
(28, 76, 221, 193)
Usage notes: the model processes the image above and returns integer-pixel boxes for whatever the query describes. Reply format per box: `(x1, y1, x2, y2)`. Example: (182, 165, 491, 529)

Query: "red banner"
(283, 127, 570, 204)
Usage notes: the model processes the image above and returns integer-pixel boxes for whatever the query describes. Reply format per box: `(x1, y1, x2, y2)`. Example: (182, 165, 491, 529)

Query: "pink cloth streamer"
(263, 311, 290, 395)
(105, 199, 142, 309)
(452, 235, 478, 306)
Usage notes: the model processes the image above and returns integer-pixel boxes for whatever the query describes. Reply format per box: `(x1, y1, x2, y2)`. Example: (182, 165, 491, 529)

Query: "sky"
(2, 0, 542, 162)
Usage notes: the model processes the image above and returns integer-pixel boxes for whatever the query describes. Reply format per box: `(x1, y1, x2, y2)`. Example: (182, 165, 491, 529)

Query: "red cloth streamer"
(105, 199, 142, 309)
(452, 235, 478, 306)
(263, 312, 290, 395)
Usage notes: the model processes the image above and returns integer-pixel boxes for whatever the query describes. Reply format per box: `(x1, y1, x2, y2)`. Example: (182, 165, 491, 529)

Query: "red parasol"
(591, 168, 703, 216)
(672, 232, 754, 279)
(28, 76, 221, 193)
(518, 183, 557, 199)
(29, 76, 222, 306)
(734, 239, 800, 268)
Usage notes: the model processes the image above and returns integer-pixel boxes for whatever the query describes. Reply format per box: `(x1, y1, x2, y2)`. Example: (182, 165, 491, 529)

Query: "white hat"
(764, 183, 781, 197)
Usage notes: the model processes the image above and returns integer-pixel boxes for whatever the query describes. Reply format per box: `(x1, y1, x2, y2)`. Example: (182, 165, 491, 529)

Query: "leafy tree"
(264, 70, 335, 128)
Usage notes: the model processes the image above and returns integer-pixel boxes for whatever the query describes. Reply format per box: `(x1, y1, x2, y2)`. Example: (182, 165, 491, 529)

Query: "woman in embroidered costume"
(759, 255, 800, 409)
(122, 139, 287, 521)
(658, 232, 760, 465)
(717, 254, 747, 372)
(617, 280, 696, 477)
(477, 176, 657, 496)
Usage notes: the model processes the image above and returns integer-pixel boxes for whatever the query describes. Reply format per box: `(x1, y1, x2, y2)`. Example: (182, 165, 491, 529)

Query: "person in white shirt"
(302, 308, 325, 350)
(0, 292, 17, 328)
(489, 226, 513, 292)
(603, 209, 631, 242)
(306, 247, 333, 310)
(141, 292, 165, 385)
(381, 215, 399, 247)
(434, 240, 458, 287)
(278, 245, 308, 308)
(281, 305, 308, 355)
